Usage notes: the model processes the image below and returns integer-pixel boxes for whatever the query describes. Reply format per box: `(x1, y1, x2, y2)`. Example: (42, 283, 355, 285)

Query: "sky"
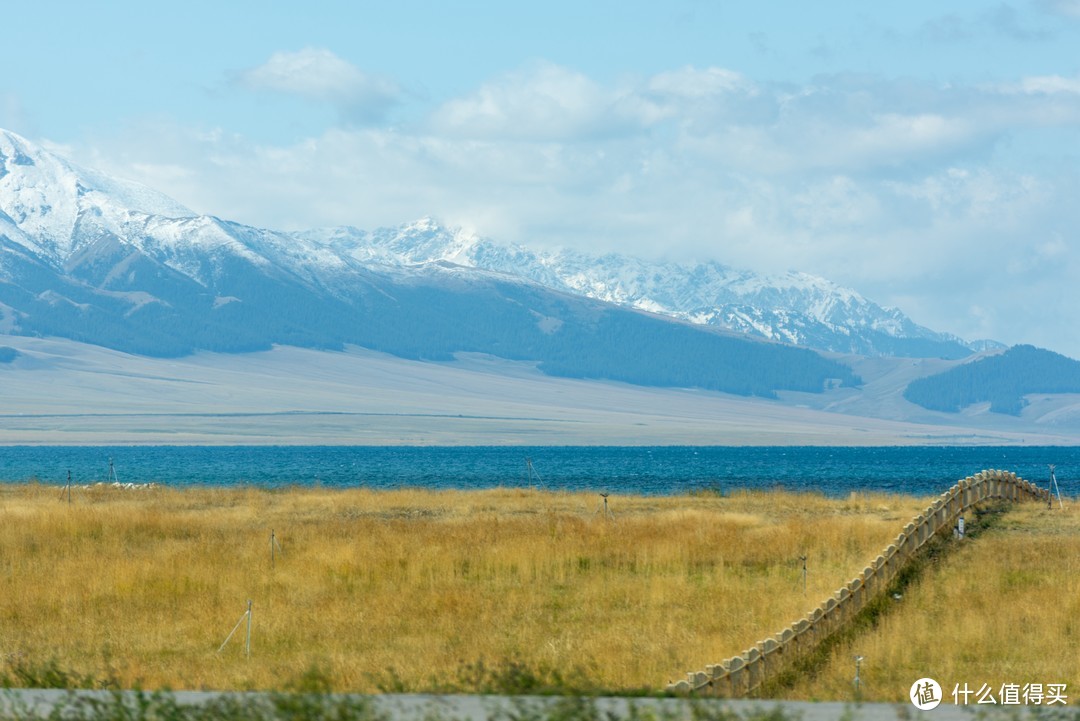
(3, 1, 1080, 357)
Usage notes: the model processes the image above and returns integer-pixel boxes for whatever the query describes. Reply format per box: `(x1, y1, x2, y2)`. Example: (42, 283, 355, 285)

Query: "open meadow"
(787, 499, 1080, 702)
(0, 483, 947, 695)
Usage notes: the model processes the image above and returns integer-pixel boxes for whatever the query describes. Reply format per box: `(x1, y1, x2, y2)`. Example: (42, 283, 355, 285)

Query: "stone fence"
(667, 469, 1050, 696)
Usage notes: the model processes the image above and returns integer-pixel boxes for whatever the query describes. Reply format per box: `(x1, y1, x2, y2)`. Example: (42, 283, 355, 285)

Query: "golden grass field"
(788, 499, 1080, 702)
(0, 482, 1074, 699)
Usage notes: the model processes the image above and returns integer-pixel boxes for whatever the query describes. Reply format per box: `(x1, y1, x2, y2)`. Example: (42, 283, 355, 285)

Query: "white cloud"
(783, 111, 977, 173)
(76, 66, 1069, 254)
(236, 48, 402, 124)
(1009, 73, 1080, 95)
(60, 61, 1080, 357)
(429, 61, 647, 141)
(646, 66, 751, 100)
(790, 176, 882, 231)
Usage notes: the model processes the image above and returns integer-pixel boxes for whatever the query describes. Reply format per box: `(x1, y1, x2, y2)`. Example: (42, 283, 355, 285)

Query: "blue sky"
(4, 1, 1080, 357)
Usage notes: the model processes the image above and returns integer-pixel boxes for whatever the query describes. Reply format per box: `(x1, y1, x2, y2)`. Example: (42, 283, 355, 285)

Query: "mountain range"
(297, 220, 983, 359)
(0, 127, 977, 363)
(2, 127, 1079, 445)
(0, 128, 857, 398)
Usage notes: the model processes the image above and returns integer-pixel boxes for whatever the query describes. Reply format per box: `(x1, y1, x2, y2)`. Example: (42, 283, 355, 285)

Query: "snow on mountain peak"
(295, 217, 973, 356)
(402, 216, 442, 234)
(0, 128, 195, 261)
(295, 216, 483, 269)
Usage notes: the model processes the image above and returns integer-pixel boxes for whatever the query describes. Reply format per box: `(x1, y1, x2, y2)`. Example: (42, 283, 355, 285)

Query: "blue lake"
(0, 446, 1073, 497)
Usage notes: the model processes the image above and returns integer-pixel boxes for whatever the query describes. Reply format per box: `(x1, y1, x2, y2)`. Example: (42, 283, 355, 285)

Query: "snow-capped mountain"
(1, 127, 980, 365)
(0, 131, 194, 261)
(0, 128, 861, 397)
(297, 219, 976, 359)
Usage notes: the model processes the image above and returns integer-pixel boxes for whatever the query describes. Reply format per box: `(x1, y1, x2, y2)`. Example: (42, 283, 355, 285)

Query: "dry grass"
(0, 483, 930, 693)
(786, 499, 1080, 702)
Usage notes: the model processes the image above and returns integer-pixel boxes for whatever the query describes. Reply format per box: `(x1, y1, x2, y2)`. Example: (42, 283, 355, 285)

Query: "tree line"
(903, 345, 1080, 415)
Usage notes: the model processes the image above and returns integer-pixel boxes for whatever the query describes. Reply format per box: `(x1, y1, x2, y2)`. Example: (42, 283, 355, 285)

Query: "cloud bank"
(68, 52, 1080, 357)
(236, 48, 402, 124)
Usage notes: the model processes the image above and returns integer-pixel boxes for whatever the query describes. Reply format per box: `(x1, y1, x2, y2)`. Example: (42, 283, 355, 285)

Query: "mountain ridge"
(296, 218, 982, 359)
(0, 128, 862, 398)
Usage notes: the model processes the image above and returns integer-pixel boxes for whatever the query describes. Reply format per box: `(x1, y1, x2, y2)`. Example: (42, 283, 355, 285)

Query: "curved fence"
(668, 469, 1050, 696)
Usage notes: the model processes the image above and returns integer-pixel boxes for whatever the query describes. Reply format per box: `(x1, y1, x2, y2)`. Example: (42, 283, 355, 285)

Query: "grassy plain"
(0, 483, 939, 694)
(787, 499, 1080, 702)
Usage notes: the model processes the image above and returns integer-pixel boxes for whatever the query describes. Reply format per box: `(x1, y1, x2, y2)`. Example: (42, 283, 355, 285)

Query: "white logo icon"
(911, 677, 943, 710)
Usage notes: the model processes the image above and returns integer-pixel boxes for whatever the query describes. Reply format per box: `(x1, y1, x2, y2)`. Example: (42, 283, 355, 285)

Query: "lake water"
(0, 446, 1074, 497)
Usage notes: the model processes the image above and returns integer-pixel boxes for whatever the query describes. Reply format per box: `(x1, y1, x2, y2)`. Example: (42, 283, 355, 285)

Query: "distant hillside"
(903, 345, 1080, 415)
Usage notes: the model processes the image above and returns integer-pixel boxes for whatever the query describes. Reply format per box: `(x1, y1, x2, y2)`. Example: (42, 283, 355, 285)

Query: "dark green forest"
(903, 345, 1080, 415)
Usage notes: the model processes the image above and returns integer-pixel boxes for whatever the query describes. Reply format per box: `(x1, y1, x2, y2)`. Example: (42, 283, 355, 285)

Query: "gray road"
(0, 690, 1073, 720)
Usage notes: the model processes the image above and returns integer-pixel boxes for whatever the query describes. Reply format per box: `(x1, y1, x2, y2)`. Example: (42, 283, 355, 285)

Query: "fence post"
(746, 647, 762, 693)
(702, 666, 717, 695)
(728, 656, 745, 697)
(826, 596, 840, 635)
(884, 545, 897, 585)
(793, 619, 809, 660)
(833, 588, 845, 625)
(761, 638, 779, 682)
(714, 661, 731, 696)
(808, 607, 823, 648)
(777, 629, 793, 671)
(711, 662, 731, 696)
